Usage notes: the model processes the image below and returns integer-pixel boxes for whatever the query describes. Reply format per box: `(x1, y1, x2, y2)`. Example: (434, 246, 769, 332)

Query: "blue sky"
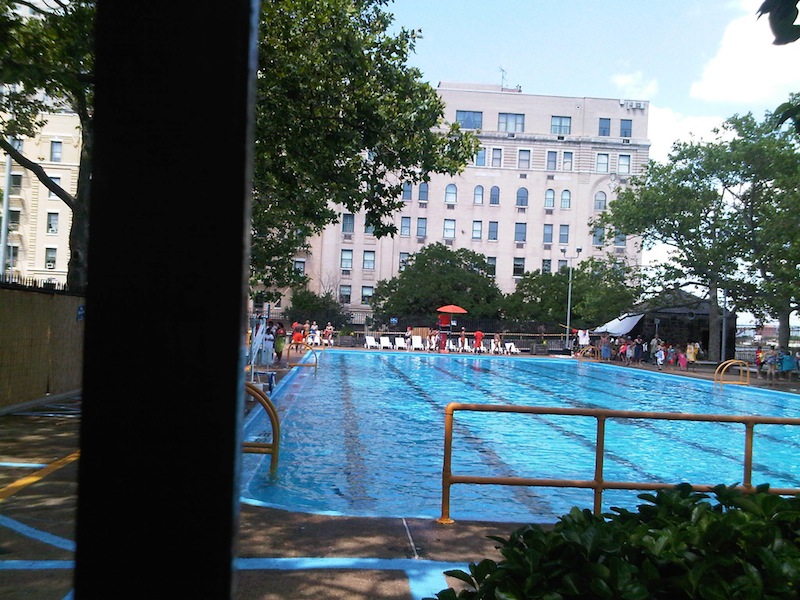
(389, 0, 800, 161)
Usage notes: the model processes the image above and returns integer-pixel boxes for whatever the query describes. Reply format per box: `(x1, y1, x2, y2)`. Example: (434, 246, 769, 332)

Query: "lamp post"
(561, 246, 582, 349)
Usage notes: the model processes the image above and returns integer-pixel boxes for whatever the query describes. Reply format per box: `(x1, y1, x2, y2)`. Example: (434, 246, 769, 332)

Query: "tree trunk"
(66, 119, 92, 290)
(707, 281, 721, 362)
(778, 309, 791, 350)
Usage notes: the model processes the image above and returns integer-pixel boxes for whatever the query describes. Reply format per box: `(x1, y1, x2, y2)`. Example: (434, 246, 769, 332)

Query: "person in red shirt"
(473, 330, 484, 352)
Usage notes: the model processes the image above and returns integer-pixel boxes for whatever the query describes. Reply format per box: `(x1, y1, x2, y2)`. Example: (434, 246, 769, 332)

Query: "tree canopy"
(250, 0, 479, 297)
(370, 243, 503, 322)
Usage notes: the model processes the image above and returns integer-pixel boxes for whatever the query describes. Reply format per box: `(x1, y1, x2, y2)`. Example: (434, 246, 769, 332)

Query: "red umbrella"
(437, 304, 467, 314)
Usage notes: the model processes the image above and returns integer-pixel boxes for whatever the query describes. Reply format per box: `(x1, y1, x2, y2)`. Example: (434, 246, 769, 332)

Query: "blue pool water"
(241, 351, 800, 523)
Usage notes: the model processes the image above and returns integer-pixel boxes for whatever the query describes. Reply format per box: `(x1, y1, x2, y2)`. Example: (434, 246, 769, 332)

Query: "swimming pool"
(241, 351, 800, 523)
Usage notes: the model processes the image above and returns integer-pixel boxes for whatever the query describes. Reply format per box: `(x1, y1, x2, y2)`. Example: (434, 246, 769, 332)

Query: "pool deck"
(2, 352, 798, 599)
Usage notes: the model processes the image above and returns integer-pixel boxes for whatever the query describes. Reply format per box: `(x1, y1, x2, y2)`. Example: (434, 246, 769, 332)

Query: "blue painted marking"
(0, 462, 48, 468)
(0, 515, 76, 551)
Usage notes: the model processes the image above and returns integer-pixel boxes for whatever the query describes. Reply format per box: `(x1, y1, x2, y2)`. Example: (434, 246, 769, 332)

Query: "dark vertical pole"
(74, 1, 259, 597)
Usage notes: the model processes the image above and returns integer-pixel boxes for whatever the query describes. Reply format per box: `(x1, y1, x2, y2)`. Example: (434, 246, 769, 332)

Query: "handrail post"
(437, 404, 455, 524)
(594, 415, 606, 515)
(743, 421, 754, 490)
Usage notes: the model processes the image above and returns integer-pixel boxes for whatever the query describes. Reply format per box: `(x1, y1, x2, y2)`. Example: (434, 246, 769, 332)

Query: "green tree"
(282, 287, 352, 330)
(0, 0, 94, 289)
(593, 142, 740, 361)
(502, 258, 641, 332)
(250, 0, 479, 299)
(370, 243, 502, 322)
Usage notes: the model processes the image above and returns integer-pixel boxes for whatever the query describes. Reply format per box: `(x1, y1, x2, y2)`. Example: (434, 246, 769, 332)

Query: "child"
(677, 347, 688, 371)
(655, 346, 665, 370)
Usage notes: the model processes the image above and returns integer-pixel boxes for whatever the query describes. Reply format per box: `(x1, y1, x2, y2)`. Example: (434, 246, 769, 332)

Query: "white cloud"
(690, 0, 800, 105)
(611, 71, 659, 100)
(646, 105, 725, 162)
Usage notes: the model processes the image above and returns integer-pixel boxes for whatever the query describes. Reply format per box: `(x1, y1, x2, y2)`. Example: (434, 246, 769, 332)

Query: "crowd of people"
(595, 333, 703, 372)
(249, 318, 335, 366)
(754, 345, 800, 380)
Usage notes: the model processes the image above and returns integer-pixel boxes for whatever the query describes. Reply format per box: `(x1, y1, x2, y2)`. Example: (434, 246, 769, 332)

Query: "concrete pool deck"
(2, 353, 798, 599)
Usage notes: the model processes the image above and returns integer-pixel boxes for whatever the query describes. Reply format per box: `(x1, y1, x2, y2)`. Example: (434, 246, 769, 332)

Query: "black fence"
(0, 271, 84, 296)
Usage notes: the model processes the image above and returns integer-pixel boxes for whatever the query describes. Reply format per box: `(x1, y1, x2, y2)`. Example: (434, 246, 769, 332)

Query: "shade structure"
(591, 314, 643, 336)
(437, 304, 467, 314)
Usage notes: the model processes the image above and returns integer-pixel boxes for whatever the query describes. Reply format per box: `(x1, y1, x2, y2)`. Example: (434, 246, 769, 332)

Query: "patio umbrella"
(437, 304, 468, 314)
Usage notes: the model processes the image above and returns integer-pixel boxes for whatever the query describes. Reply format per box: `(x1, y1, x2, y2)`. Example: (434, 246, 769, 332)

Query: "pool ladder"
(243, 382, 280, 475)
(714, 359, 751, 388)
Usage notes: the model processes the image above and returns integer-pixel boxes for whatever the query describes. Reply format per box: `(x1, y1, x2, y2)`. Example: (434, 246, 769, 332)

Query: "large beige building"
(300, 82, 650, 314)
(1, 112, 78, 284)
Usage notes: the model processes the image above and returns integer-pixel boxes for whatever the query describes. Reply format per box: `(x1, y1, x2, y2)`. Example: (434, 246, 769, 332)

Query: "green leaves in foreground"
(426, 484, 800, 600)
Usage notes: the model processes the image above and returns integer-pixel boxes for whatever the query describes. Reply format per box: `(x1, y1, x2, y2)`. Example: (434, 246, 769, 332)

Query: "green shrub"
(426, 484, 800, 600)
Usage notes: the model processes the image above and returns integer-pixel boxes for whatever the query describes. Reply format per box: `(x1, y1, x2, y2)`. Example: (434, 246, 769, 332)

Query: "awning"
(591, 314, 643, 337)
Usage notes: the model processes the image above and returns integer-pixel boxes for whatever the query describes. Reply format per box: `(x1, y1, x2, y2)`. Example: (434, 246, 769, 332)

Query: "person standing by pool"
(754, 346, 764, 379)
(404, 325, 412, 351)
(458, 327, 467, 352)
(600, 333, 612, 361)
(654, 345, 665, 370)
(473, 329, 484, 352)
(273, 322, 286, 366)
(765, 347, 779, 380)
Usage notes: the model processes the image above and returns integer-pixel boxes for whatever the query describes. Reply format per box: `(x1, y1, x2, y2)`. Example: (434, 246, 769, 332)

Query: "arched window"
(445, 184, 457, 204)
(594, 191, 607, 210)
(561, 190, 571, 209)
(473, 185, 484, 204)
(516, 187, 528, 207)
(489, 186, 500, 205)
(544, 189, 555, 208)
(418, 182, 429, 202)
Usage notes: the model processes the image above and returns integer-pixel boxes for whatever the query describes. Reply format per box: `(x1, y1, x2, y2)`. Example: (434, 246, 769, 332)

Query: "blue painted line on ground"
(235, 557, 465, 600)
(0, 462, 48, 468)
(0, 560, 74, 569)
(0, 514, 76, 551)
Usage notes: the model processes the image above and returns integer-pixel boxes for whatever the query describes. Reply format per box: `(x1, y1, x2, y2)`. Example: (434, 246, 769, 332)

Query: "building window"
(546, 150, 557, 170)
(399, 252, 410, 270)
(614, 232, 627, 247)
(596, 153, 609, 173)
(10, 173, 22, 195)
(551, 116, 571, 135)
(7, 243, 18, 268)
(293, 258, 305, 274)
(339, 285, 351, 304)
(514, 222, 527, 242)
(542, 259, 552, 274)
(340, 249, 353, 269)
(516, 187, 528, 207)
(518, 149, 530, 169)
(45, 248, 57, 269)
(563, 151, 573, 171)
(486, 256, 496, 276)
(543, 224, 553, 244)
(418, 182, 429, 202)
(416, 217, 427, 237)
(445, 183, 457, 204)
(50, 140, 62, 162)
(472, 220, 482, 239)
(361, 286, 374, 305)
(559, 224, 570, 244)
(8, 209, 20, 231)
(618, 154, 631, 174)
(364, 222, 375, 235)
(594, 191, 607, 210)
(558, 259, 567, 270)
(443, 219, 456, 239)
(499, 112, 524, 132)
(620, 119, 632, 137)
(402, 182, 412, 200)
(48, 176, 61, 198)
(473, 185, 484, 204)
(488, 221, 498, 241)
(513, 257, 525, 277)
(593, 226, 605, 246)
(544, 189, 555, 208)
(400, 216, 411, 236)
(11, 137, 22, 151)
(363, 250, 375, 270)
(456, 110, 483, 129)
(47, 212, 59, 234)
(342, 213, 355, 233)
(560, 190, 571, 209)
(474, 147, 486, 166)
(491, 148, 502, 167)
(598, 117, 611, 136)
(489, 186, 500, 205)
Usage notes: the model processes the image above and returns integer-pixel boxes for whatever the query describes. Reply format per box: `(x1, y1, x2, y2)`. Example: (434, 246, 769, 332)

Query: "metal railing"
(242, 382, 280, 475)
(714, 359, 751, 388)
(437, 402, 800, 524)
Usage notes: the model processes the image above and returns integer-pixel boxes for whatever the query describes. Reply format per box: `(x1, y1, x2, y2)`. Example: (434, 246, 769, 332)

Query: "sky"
(388, 0, 800, 162)
(389, 0, 800, 325)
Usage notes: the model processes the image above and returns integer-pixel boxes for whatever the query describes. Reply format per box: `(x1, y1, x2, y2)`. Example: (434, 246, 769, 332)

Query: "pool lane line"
(0, 450, 80, 501)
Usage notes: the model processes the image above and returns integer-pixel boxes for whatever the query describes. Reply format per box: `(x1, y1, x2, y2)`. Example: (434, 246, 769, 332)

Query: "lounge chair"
(446, 339, 459, 353)
(490, 340, 504, 354)
(379, 336, 393, 350)
(364, 335, 379, 349)
(505, 342, 521, 354)
(411, 335, 425, 351)
(395, 337, 408, 350)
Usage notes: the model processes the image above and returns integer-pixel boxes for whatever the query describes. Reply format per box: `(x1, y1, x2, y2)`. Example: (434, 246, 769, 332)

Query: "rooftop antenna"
(499, 66, 507, 89)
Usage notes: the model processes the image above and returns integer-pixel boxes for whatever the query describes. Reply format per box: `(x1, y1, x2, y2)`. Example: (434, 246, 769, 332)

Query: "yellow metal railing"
(714, 359, 751, 388)
(286, 341, 319, 370)
(243, 382, 280, 475)
(437, 402, 800, 524)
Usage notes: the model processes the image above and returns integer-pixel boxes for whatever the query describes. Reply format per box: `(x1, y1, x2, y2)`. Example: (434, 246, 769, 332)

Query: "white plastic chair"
(364, 335, 379, 349)
(505, 342, 521, 354)
(379, 336, 393, 350)
(395, 337, 408, 350)
(411, 335, 425, 351)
